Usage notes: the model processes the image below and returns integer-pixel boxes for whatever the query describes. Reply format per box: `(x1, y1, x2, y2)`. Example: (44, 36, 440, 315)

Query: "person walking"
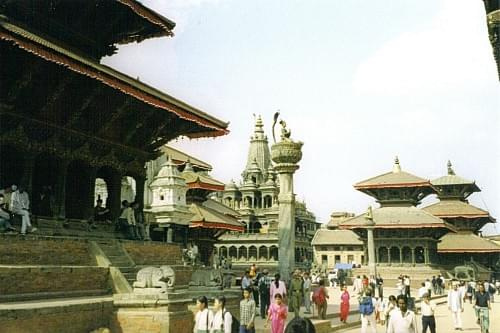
(265, 293, 288, 333)
(339, 285, 350, 324)
(193, 296, 212, 333)
(359, 288, 376, 333)
(289, 269, 304, 318)
(447, 283, 464, 331)
(240, 287, 256, 333)
(376, 274, 384, 299)
(258, 269, 272, 319)
(474, 283, 491, 333)
(211, 295, 232, 333)
(303, 272, 312, 314)
(421, 293, 436, 333)
(387, 295, 417, 333)
(312, 279, 328, 320)
(380, 295, 397, 327)
(270, 274, 287, 303)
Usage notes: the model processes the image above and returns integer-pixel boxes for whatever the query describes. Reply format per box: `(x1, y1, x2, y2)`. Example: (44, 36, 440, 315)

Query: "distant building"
(312, 212, 363, 270)
(212, 116, 320, 270)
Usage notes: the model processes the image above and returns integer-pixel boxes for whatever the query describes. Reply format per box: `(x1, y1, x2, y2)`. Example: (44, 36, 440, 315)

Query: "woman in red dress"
(339, 285, 350, 324)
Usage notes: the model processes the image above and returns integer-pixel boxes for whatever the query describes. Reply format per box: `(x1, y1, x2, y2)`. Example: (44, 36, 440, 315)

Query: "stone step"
(118, 267, 136, 273)
(110, 261, 131, 266)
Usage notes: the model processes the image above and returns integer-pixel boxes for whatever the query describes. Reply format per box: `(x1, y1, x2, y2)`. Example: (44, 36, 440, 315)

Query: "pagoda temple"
(423, 161, 499, 268)
(339, 157, 456, 266)
(0, 0, 228, 226)
(212, 116, 320, 271)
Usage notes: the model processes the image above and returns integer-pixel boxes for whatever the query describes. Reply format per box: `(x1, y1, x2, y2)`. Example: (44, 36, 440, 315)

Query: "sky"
(104, 0, 500, 234)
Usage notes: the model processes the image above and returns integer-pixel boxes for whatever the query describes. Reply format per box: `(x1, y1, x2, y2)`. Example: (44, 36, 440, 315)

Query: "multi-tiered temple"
(423, 161, 499, 267)
(340, 158, 456, 266)
(212, 116, 320, 270)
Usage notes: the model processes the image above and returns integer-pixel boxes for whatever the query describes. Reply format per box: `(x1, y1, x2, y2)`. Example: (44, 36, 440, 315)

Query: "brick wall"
(122, 242, 183, 266)
(0, 300, 113, 333)
(0, 266, 110, 297)
(0, 235, 94, 265)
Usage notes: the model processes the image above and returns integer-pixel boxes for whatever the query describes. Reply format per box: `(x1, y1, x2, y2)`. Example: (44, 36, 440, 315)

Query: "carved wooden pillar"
(134, 176, 146, 209)
(83, 167, 97, 220)
(21, 154, 36, 196)
(53, 160, 69, 219)
(106, 171, 122, 220)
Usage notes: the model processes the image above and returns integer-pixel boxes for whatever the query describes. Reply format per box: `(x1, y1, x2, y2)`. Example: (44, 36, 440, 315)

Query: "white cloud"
(353, 0, 497, 96)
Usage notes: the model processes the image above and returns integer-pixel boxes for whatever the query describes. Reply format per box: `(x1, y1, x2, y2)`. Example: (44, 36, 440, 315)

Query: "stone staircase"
(351, 265, 446, 287)
(94, 239, 137, 286)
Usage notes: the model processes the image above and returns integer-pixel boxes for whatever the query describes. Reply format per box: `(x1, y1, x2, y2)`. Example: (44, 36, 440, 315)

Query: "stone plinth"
(271, 140, 303, 281)
(111, 292, 193, 333)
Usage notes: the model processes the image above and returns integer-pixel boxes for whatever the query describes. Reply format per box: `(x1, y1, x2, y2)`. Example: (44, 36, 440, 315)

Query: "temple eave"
(0, 22, 229, 138)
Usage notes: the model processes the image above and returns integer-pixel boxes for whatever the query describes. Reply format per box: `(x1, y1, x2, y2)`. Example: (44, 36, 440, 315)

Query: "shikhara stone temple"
(0, 1, 499, 332)
(211, 116, 321, 271)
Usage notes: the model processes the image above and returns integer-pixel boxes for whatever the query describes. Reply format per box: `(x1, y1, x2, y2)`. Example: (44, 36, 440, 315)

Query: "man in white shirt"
(447, 283, 464, 330)
(418, 282, 428, 300)
(424, 279, 432, 297)
(421, 293, 436, 333)
(11, 185, 36, 235)
(387, 295, 417, 333)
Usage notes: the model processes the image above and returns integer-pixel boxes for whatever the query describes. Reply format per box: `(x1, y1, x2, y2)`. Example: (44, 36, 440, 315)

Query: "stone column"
(166, 224, 173, 243)
(411, 247, 415, 266)
(399, 248, 403, 265)
(271, 140, 303, 281)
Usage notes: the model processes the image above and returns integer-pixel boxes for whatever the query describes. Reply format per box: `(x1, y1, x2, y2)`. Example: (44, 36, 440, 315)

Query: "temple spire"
(252, 114, 265, 140)
(447, 160, 455, 175)
(393, 156, 402, 173)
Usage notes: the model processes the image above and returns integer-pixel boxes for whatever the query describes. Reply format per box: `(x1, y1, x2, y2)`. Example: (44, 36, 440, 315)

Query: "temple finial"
(447, 160, 455, 175)
(393, 156, 401, 173)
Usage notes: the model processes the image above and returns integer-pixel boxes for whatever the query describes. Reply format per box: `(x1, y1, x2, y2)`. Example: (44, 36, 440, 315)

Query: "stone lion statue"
(133, 266, 175, 293)
(189, 268, 223, 288)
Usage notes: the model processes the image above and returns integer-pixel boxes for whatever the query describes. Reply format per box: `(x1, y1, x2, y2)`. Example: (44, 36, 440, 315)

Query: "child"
(265, 293, 288, 333)
(193, 296, 213, 333)
(211, 295, 232, 333)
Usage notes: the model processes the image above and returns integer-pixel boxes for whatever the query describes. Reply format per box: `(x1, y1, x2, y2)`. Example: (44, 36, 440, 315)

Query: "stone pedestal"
(111, 292, 193, 333)
(270, 140, 303, 281)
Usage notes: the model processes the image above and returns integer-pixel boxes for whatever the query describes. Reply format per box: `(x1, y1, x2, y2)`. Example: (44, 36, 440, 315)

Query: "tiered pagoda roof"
(181, 162, 225, 192)
(438, 231, 500, 253)
(424, 161, 496, 240)
(1, 1, 229, 177)
(189, 202, 244, 232)
(339, 206, 456, 231)
(353, 157, 434, 206)
(0, 0, 176, 59)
